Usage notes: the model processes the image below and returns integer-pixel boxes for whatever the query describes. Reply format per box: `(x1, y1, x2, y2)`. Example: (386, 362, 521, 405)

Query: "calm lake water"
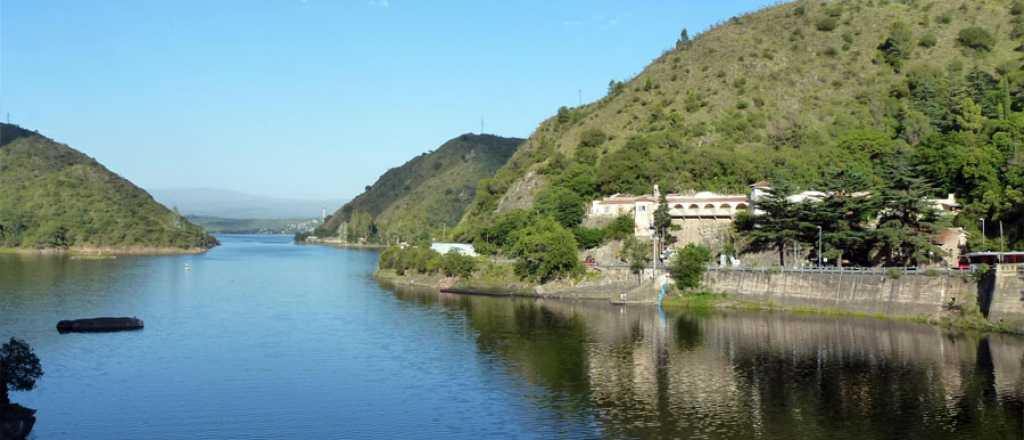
(1, 234, 1022, 439)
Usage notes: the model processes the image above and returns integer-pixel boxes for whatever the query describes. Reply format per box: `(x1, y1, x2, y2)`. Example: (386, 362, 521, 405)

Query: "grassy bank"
(663, 291, 1017, 334)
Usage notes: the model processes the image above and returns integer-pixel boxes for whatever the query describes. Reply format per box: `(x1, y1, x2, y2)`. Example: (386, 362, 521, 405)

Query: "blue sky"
(1, 0, 769, 199)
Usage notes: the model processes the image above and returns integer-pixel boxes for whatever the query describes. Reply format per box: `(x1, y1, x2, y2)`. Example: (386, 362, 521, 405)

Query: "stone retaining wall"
(703, 267, 1024, 333)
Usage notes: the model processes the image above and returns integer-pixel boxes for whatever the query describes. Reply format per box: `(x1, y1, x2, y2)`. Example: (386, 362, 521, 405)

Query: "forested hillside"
(0, 123, 218, 251)
(313, 134, 522, 242)
(456, 0, 1024, 252)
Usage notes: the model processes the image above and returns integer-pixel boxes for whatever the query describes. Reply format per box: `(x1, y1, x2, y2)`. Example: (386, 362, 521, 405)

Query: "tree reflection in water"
(388, 286, 1024, 439)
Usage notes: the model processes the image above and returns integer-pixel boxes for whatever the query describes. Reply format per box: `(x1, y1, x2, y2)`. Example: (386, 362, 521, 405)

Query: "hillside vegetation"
(0, 123, 218, 250)
(314, 134, 522, 242)
(457, 0, 1024, 254)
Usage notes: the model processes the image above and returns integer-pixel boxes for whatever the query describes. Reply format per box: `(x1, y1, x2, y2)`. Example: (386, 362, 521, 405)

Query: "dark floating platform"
(56, 317, 144, 334)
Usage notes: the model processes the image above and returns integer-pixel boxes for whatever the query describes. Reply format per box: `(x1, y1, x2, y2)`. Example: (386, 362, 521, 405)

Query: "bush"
(919, 33, 937, 48)
(440, 250, 476, 278)
(534, 187, 586, 228)
(378, 245, 442, 275)
(573, 227, 606, 249)
(878, 22, 913, 71)
(1013, 1, 1024, 16)
(957, 27, 996, 52)
(669, 244, 712, 290)
(885, 268, 903, 280)
(604, 214, 635, 241)
(508, 217, 581, 283)
(816, 17, 838, 32)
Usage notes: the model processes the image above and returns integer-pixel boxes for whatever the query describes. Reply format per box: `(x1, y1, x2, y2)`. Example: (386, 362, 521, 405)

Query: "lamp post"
(979, 218, 987, 250)
(817, 226, 823, 268)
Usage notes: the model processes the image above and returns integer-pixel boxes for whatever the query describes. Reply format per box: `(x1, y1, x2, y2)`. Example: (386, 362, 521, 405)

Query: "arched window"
(704, 204, 715, 209)
(689, 204, 700, 209)
(673, 204, 684, 209)
(720, 204, 731, 209)
(736, 203, 748, 210)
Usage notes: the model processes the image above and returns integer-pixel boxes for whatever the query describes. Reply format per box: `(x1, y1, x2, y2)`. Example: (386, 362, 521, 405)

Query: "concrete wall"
(990, 264, 1024, 330)
(704, 266, 1024, 332)
(703, 269, 978, 318)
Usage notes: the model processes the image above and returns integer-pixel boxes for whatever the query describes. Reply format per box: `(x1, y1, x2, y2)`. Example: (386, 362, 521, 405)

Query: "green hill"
(314, 133, 523, 242)
(0, 123, 218, 251)
(457, 0, 1024, 248)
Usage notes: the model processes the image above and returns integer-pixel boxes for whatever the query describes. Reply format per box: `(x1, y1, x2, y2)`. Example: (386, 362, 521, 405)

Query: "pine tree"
(810, 170, 877, 266)
(871, 157, 943, 266)
(736, 182, 805, 266)
(653, 194, 673, 247)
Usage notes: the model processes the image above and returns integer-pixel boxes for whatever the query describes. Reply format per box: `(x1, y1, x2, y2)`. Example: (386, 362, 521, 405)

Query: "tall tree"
(653, 193, 674, 248)
(810, 170, 877, 266)
(735, 182, 806, 266)
(871, 157, 944, 266)
(621, 236, 652, 284)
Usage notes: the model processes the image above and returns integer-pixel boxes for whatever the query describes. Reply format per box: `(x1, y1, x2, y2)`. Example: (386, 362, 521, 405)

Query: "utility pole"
(652, 235, 658, 280)
(480, 117, 485, 135)
(578, 89, 582, 107)
(1000, 221, 1006, 258)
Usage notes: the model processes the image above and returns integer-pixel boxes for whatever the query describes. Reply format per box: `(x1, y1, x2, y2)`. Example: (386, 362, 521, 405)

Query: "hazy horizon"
(1, 0, 770, 199)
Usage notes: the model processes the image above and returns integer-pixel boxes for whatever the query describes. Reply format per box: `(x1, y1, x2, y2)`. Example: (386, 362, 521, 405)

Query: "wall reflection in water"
(390, 287, 1024, 440)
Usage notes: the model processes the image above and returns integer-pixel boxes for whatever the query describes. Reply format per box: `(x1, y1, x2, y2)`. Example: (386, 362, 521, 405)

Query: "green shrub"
(603, 214, 635, 241)
(816, 17, 839, 32)
(1012, 1, 1024, 16)
(957, 27, 996, 52)
(573, 227, 606, 249)
(669, 244, 712, 290)
(878, 22, 914, 71)
(440, 250, 476, 278)
(918, 33, 937, 48)
(1012, 21, 1024, 39)
(508, 217, 581, 283)
(534, 186, 585, 228)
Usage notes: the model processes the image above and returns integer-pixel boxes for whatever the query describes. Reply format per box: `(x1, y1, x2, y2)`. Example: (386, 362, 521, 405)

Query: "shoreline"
(663, 292, 1018, 334)
(372, 269, 630, 301)
(374, 269, 1022, 335)
(299, 239, 385, 250)
(0, 246, 212, 256)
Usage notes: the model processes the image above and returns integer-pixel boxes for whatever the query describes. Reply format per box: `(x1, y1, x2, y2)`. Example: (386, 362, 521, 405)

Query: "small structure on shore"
(56, 317, 144, 334)
(430, 242, 477, 256)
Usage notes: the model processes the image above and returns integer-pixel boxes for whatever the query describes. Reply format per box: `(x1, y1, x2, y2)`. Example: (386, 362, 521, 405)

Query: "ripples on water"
(1, 235, 1021, 439)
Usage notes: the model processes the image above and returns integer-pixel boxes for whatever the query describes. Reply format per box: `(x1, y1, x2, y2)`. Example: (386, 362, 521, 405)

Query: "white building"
(588, 185, 748, 239)
(430, 242, 478, 257)
(588, 181, 961, 248)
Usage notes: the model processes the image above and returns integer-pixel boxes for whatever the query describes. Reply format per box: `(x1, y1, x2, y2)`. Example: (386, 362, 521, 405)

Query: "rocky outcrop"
(0, 404, 36, 440)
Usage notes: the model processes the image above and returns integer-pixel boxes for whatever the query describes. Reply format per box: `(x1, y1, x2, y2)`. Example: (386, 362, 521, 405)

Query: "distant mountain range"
(150, 188, 347, 220)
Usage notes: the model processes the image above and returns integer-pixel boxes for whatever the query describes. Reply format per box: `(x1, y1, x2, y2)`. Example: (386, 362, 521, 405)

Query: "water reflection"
(388, 287, 1024, 440)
